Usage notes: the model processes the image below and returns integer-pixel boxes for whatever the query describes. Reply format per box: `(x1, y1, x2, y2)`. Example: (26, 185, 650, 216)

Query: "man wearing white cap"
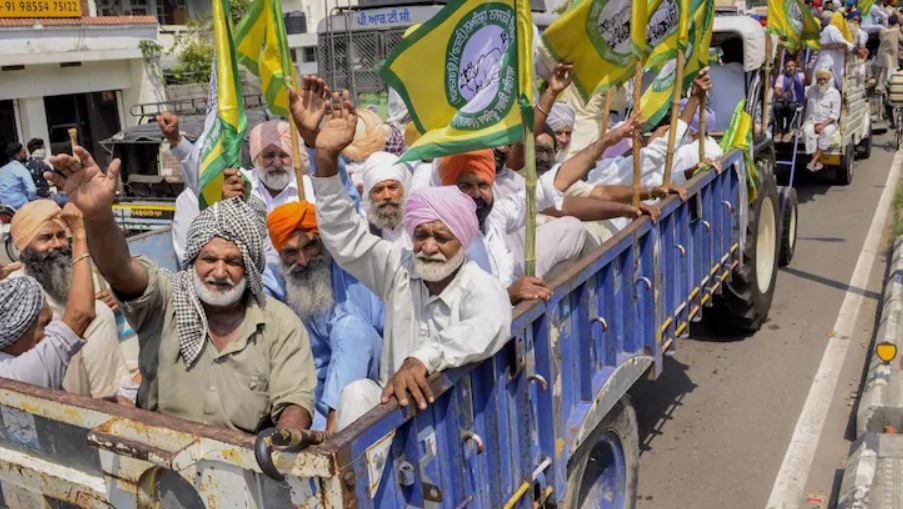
(360, 151, 413, 250)
(546, 102, 576, 162)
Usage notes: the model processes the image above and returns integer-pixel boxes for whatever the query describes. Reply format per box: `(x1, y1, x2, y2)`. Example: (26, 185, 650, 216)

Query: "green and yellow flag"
(643, 0, 683, 73)
(719, 99, 758, 201)
(541, 0, 648, 100)
(381, 0, 534, 163)
(196, 0, 247, 209)
(235, 0, 295, 116)
(768, 0, 821, 51)
(638, 0, 713, 131)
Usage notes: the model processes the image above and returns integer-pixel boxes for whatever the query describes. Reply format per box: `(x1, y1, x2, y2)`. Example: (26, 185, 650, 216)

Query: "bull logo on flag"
(586, 0, 632, 65)
(445, 4, 518, 131)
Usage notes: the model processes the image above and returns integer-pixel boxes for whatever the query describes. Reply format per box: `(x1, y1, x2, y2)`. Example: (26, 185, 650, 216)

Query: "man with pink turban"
(295, 91, 511, 431)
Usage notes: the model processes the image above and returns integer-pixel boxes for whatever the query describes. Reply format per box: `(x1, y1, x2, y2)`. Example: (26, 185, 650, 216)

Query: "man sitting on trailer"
(670, 101, 723, 185)
(0, 204, 95, 390)
(261, 201, 383, 432)
(815, 12, 855, 90)
(773, 58, 807, 143)
(802, 69, 842, 171)
(297, 90, 512, 431)
(8, 200, 133, 400)
(44, 148, 317, 434)
(360, 151, 412, 251)
(546, 102, 576, 163)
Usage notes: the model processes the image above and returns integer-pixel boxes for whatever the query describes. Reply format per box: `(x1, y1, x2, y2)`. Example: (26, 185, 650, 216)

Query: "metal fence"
(318, 27, 407, 99)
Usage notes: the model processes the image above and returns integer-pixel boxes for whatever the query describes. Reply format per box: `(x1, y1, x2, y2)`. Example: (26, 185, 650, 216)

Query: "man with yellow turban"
(803, 69, 842, 171)
(8, 199, 133, 400)
(263, 201, 384, 432)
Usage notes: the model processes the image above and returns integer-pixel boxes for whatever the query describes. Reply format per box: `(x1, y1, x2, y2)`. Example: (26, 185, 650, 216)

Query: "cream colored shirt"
(119, 259, 316, 433)
(312, 174, 512, 379)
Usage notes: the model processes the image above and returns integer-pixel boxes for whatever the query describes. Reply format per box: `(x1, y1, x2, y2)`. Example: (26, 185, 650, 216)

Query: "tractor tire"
(836, 143, 854, 185)
(563, 398, 639, 509)
(706, 166, 781, 333)
(778, 186, 798, 267)
(856, 134, 872, 160)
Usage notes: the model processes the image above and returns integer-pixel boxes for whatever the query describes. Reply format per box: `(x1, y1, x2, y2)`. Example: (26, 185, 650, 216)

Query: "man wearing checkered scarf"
(45, 146, 317, 434)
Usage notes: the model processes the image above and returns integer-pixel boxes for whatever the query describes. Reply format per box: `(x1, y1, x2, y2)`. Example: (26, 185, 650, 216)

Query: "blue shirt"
(0, 160, 37, 209)
(264, 260, 384, 426)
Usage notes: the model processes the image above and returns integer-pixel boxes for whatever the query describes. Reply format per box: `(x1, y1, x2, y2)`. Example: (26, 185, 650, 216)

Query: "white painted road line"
(765, 150, 903, 509)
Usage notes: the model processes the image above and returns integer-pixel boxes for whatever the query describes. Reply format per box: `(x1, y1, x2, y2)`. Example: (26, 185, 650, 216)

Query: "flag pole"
(632, 61, 642, 207)
(762, 33, 773, 136)
(524, 124, 537, 277)
(663, 52, 686, 186)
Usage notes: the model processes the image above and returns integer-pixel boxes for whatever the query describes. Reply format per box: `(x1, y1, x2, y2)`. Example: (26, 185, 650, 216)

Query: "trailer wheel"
(856, 134, 872, 160)
(707, 167, 781, 333)
(778, 186, 798, 267)
(836, 143, 854, 185)
(564, 398, 639, 509)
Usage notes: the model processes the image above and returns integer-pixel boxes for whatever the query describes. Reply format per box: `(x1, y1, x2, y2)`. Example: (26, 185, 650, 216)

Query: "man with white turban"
(803, 69, 842, 171)
(361, 151, 413, 250)
(296, 91, 511, 430)
(546, 102, 576, 162)
(8, 200, 133, 399)
(815, 12, 855, 90)
(0, 203, 96, 389)
(45, 147, 317, 434)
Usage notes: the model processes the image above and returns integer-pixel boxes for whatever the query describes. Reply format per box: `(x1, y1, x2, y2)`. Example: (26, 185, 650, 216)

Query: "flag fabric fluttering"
(638, 0, 713, 131)
(235, 0, 295, 116)
(768, 0, 821, 51)
(829, 11, 853, 43)
(718, 99, 758, 201)
(196, 0, 247, 209)
(381, 0, 533, 163)
(541, 0, 641, 100)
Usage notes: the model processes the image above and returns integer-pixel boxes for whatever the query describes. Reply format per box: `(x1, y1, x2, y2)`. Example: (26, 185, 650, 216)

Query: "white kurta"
(671, 137, 724, 185)
(815, 25, 854, 89)
(587, 120, 690, 188)
(803, 85, 842, 152)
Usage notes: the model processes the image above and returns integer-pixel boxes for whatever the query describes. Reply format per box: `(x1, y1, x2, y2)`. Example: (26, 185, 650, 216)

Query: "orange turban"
(437, 149, 496, 186)
(10, 199, 64, 253)
(266, 201, 319, 253)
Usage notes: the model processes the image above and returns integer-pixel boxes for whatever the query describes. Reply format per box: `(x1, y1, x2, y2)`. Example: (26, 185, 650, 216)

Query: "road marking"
(765, 149, 903, 509)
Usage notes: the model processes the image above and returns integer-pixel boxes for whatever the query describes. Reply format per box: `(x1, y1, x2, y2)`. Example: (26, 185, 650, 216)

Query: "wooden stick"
(67, 127, 80, 163)
(600, 89, 615, 136)
(524, 123, 538, 277)
(663, 52, 687, 186)
(632, 62, 642, 208)
(763, 34, 773, 135)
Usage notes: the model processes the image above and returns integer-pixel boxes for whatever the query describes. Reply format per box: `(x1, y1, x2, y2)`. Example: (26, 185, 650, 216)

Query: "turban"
(267, 201, 318, 253)
(248, 120, 309, 169)
(815, 68, 833, 80)
(437, 149, 496, 186)
(362, 151, 410, 199)
(679, 99, 717, 134)
(404, 122, 422, 148)
(10, 199, 64, 253)
(342, 109, 387, 162)
(547, 102, 576, 132)
(173, 197, 268, 367)
(0, 276, 44, 349)
(404, 186, 479, 249)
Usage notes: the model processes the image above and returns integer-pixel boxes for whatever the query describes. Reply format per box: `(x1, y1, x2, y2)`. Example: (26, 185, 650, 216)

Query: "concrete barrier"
(857, 238, 903, 435)
(836, 432, 903, 509)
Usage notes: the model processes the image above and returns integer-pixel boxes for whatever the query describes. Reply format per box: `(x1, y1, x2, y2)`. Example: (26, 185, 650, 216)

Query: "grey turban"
(0, 277, 45, 349)
(547, 102, 576, 132)
(169, 197, 268, 367)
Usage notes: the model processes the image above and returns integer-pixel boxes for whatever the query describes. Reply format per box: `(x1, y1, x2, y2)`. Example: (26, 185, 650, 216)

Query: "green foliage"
(167, 0, 249, 84)
(895, 179, 903, 236)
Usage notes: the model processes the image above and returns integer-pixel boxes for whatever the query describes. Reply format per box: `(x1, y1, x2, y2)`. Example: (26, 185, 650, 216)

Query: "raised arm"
(553, 114, 640, 192)
(534, 63, 573, 133)
(46, 147, 149, 299)
(59, 204, 96, 337)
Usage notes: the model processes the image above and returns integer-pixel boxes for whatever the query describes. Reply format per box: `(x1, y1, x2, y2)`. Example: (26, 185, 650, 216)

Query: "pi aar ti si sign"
(0, 0, 81, 18)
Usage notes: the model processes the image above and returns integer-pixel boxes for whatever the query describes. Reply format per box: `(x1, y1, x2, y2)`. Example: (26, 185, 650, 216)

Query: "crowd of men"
(0, 58, 725, 436)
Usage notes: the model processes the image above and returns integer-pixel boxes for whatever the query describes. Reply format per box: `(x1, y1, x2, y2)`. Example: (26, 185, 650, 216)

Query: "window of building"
(302, 46, 317, 63)
(44, 91, 121, 167)
(158, 0, 188, 25)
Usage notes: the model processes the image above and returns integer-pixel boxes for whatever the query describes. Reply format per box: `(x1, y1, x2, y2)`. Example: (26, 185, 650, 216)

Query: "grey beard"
(21, 247, 72, 303)
(281, 254, 335, 322)
(367, 200, 404, 231)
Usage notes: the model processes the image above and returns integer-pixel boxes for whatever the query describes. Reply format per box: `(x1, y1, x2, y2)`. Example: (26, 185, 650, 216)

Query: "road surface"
(634, 134, 902, 509)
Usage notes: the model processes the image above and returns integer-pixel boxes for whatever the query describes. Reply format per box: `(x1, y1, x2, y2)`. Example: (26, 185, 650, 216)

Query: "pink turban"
(248, 120, 309, 169)
(404, 186, 479, 249)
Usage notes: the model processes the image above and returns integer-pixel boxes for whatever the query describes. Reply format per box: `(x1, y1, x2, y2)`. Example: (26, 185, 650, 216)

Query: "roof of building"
(0, 16, 157, 28)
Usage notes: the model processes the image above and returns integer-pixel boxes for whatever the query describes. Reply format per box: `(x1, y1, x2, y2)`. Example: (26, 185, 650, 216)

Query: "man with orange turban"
(263, 201, 384, 432)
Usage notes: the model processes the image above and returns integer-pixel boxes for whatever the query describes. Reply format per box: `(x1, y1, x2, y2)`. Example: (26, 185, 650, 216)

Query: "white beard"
(259, 165, 292, 191)
(367, 200, 404, 231)
(192, 270, 247, 307)
(413, 248, 465, 282)
(281, 256, 335, 321)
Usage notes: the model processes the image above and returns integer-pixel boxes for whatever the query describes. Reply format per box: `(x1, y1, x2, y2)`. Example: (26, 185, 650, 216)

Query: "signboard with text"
(0, 0, 81, 18)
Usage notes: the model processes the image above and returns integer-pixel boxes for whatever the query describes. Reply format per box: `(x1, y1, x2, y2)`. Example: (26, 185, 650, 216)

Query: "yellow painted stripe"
(688, 306, 700, 319)
(675, 322, 688, 336)
(659, 317, 674, 335)
(700, 293, 711, 305)
(112, 204, 176, 212)
(503, 482, 531, 509)
(689, 287, 700, 299)
(710, 264, 720, 276)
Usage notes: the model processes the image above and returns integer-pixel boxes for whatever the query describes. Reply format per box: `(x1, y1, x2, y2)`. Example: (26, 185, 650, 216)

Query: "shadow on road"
(780, 266, 882, 300)
(631, 356, 697, 455)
